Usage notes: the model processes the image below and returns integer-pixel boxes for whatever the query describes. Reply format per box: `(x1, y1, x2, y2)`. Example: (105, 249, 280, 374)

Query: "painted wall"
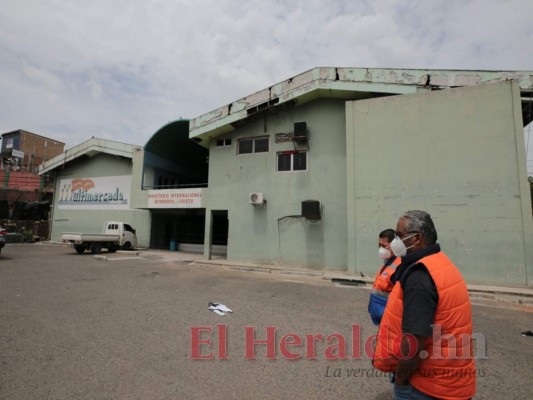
(346, 81, 533, 286)
(50, 153, 151, 247)
(204, 98, 348, 269)
(131, 148, 150, 208)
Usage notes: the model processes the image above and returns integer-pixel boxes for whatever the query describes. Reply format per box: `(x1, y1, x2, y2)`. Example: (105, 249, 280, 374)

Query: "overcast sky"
(0, 0, 532, 172)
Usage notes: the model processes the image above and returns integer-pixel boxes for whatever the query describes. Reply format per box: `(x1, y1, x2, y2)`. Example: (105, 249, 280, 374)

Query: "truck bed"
(61, 232, 120, 243)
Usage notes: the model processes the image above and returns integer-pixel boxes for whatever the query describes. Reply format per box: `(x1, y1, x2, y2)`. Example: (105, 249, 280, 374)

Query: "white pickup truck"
(61, 221, 138, 254)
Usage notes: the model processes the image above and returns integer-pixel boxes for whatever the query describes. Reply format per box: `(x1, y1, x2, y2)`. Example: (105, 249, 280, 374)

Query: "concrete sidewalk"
(38, 242, 533, 306)
(130, 248, 533, 306)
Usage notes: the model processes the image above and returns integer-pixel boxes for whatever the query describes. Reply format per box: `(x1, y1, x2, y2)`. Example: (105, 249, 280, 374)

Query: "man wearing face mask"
(373, 210, 476, 400)
(368, 229, 400, 325)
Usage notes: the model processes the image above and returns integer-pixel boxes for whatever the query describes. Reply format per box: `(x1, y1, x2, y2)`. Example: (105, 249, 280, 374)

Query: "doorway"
(210, 210, 228, 257)
(150, 209, 206, 251)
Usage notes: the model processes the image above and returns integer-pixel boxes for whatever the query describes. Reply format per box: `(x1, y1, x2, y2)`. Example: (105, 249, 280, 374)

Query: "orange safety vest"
(372, 257, 401, 293)
(368, 257, 400, 325)
(373, 252, 476, 400)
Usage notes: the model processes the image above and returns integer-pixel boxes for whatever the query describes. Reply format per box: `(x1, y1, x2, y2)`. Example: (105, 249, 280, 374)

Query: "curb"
(191, 259, 533, 306)
(34, 242, 533, 306)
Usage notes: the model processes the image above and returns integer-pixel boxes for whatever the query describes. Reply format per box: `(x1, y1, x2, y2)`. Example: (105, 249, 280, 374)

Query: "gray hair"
(401, 210, 438, 245)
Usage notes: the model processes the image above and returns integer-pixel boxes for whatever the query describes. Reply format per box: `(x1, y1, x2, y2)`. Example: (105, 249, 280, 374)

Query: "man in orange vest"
(373, 210, 476, 400)
(368, 229, 401, 325)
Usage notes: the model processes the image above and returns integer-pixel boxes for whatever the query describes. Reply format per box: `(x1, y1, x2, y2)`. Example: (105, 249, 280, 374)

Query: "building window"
(124, 224, 135, 233)
(238, 136, 269, 154)
(156, 174, 177, 189)
(277, 151, 307, 172)
(216, 138, 232, 147)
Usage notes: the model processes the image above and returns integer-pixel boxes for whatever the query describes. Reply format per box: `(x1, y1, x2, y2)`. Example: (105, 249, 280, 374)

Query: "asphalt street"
(0, 244, 532, 400)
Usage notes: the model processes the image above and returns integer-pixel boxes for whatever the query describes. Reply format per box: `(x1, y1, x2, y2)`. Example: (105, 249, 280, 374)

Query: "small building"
(0, 129, 65, 228)
(39, 138, 150, 246)
(1, 129, 64, 173)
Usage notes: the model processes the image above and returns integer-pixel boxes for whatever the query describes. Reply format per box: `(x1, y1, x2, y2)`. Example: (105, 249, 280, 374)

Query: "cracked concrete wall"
(346, 81, 533, 286)
(190, 67, 533, 140)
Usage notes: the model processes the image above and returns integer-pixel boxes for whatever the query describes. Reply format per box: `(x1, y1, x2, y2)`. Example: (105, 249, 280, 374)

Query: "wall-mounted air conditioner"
(302, 200, 321, 220)
(249, 192, 265, 205)
(293, 122, 308, 142)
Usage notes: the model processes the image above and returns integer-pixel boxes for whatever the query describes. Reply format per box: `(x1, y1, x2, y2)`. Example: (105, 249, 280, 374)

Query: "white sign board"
(12, 149, 24, 158)
(58, 175, 131, 210)
(148, 188, 203, 208)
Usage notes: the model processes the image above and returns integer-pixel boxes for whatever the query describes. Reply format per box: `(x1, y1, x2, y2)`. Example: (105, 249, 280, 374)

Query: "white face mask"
(390, 233, 417, 257)
(378, 247, 391, 260)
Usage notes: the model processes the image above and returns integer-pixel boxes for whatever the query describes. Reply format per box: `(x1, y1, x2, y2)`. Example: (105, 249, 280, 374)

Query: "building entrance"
(150, 209, 205, 251)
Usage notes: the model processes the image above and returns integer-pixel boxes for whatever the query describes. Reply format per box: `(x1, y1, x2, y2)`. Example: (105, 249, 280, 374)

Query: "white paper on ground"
(208, 302, 233, 316)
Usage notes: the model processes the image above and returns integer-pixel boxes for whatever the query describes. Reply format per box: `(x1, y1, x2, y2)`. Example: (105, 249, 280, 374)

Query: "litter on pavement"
(208, 302, 233, 316)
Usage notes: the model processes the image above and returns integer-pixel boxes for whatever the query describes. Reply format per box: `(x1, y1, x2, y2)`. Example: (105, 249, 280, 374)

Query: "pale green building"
(41, 67, 533, 286)
(40, 138, 151, 246)
(189, 67, 533, 286)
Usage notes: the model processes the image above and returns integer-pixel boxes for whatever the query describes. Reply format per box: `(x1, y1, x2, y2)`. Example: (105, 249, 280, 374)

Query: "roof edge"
(1, 129, 66, 145)
(38, 137, 139, 175)
(189, 66, 533, 142)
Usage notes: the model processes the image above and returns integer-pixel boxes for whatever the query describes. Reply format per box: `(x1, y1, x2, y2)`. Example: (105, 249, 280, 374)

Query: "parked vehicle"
(0, 227, 6, 253)
(61, 221, 137, 254)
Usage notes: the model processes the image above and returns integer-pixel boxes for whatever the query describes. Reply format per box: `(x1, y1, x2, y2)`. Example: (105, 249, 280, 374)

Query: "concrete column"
(203, 209, 213, 260)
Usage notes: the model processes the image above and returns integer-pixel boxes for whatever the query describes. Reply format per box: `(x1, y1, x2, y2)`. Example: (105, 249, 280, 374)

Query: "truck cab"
(103, 222, 137, 250)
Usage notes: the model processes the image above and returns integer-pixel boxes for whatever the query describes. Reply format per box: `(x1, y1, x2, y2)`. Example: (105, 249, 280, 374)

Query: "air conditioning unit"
(302, 200, 321, 220)
(249, 192, 265, 205)
(293, 121, 308, 142)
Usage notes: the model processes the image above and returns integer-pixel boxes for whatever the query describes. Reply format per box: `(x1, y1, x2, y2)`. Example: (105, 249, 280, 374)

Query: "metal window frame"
(276, 151, 307, 172)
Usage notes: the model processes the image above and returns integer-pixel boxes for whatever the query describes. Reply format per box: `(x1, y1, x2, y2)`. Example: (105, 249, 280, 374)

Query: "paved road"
(0, 244, 532, 400)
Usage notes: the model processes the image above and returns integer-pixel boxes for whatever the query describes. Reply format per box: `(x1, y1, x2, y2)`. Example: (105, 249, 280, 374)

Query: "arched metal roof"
(144, 119, 209, 178)
(144, 119, 207, 165)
